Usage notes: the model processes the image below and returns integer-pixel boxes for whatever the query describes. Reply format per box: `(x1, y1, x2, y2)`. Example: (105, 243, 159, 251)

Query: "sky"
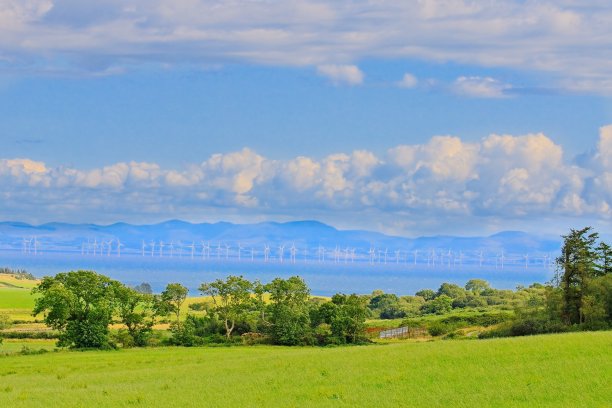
(0, 0, 611, 237)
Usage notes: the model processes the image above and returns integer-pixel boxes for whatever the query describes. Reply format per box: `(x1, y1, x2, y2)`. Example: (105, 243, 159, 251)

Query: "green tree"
(330, 294, 369, 343)
(113, 284, 157, 347)
(32, 270, 117, 349)
(199, 275, 253, 339)
(266, 276, 312, 345)
(595, 242, 612, 277)
(161, 283, 188, 329)
(555, 227, 599, 324)
(465, 279, 490, 295)
(437, 283, 466, 299)
(133, 282, 153, 294)
(415, 289, 436, 301)
(421, 295, 453, 315)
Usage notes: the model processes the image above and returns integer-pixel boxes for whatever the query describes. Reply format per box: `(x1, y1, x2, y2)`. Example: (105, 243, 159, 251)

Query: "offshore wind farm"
(1, 220, 558, 295)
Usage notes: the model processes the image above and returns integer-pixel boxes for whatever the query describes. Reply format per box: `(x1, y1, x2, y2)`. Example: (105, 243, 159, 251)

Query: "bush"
(427, 322, 453, 337)
(241, 332, 269, 345)
(421, 295, 453, 315)
(19, 346, 49, 355)
(0, 313, 11, 330)
(0, 331, 59, 339)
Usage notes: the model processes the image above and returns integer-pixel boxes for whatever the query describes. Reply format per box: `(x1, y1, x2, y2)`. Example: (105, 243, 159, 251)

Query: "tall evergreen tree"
(555, 227, 599, 324)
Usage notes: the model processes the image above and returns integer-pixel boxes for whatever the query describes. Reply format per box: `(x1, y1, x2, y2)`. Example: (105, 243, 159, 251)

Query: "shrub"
(427, 322, 453, 337)
(241, 332, 269, 345)
(0, 331, 59, 339)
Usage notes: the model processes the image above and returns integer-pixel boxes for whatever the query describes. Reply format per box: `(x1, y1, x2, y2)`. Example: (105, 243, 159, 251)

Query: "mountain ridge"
(0, 220, 561, 255)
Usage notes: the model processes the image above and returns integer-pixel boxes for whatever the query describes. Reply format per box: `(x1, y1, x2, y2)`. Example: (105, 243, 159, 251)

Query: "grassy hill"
(0, 274, 39, 321)
(0, 331, 610, 407)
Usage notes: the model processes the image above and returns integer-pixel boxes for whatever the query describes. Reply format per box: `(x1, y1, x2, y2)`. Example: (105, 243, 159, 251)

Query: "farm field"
(1, 331, 610, 407)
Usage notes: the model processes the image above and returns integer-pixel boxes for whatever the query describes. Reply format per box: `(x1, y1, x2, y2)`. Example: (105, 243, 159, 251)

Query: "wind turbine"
(107, 240, 113, 256)
(290, 243, 297, 264)
(159, 241, 165, 257)
(278, 245, 285, 263)
(188, 242, 196, 259)
(93, 239, 99, 256)
(395, 250, 400, 264)
(264, 245, 270, 262)
(204, 241, 211, 259)
(149, 240, 156, 257)
(524, 254, 529, 269)
(200, 241, 207, 259)
(369, 247, 376, 265)
(318, 245, 326, 263)
(413, 250, 418, 265)
(117, 240, 123, 257)
(141, 241, 147, 257)
(225, 243, 231, 260)
(217, 242, 222, 260)
(238, 243, 244, 262)
(169, 241, 175, 258)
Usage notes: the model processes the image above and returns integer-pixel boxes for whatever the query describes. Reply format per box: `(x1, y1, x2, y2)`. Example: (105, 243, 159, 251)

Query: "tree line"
(31, 273, 370, 349)
(24, 226, 612, 349)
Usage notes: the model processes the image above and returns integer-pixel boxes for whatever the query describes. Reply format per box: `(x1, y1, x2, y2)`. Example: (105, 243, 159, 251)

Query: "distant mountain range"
(0, 220, 561, 257)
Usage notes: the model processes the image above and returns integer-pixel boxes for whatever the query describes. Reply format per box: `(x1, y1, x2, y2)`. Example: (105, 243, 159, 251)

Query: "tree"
(421, 295, 453, 315)
(199, 275, 253, 339)
(415, 289, 436, 301)
(595, 242, 612, 277)
(32, 270, 117, 349)
(465, 279, 490, 295)
(113, 284, 157, 347)
(555, 227, 599, 324)
(330, 294, 369, 343)
(161, 283, 188, 329)
(133, 282, 153, 294)
(266, 276, 312, 345)
(437, 283, 466, 299)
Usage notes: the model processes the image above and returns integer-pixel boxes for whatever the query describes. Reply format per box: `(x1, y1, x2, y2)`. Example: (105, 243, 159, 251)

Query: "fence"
(379, 326, 426, 339)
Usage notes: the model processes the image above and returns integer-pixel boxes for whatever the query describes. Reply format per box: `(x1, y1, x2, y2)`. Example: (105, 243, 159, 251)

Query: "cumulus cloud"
(1, 126, 611, 231)
(2, 1, 612, 93)
(452, 76, 512, 98)
(316, 64, 364, 85)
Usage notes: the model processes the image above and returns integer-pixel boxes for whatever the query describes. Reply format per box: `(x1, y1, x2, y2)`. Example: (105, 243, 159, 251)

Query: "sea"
(0, 250, 555, 296)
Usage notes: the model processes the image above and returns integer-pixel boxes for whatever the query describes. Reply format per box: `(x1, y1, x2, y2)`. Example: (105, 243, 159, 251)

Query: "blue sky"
(0, 1, 611, 236)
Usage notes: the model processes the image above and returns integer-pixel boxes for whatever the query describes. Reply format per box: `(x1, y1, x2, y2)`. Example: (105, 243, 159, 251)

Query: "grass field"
(0, 274, 40, 322)
(0, 331, 610, 407)
(0, 274, 39, 290)
(0, 339, 56, 354)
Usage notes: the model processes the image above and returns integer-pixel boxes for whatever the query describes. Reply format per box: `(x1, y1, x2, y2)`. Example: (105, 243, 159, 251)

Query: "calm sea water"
(0, 251, 554, 296)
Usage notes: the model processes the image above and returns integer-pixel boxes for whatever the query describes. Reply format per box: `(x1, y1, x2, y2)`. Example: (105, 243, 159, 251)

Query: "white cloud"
(1, 1, 611, 92)
(316, 64, 364, 85)
(452, 76, 512, 98)
(1, 125, 611, 229)
(397, 73, 418, 89)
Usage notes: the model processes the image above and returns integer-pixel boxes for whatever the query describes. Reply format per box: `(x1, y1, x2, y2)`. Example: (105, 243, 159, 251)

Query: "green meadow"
(1, 331, 610, 407)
